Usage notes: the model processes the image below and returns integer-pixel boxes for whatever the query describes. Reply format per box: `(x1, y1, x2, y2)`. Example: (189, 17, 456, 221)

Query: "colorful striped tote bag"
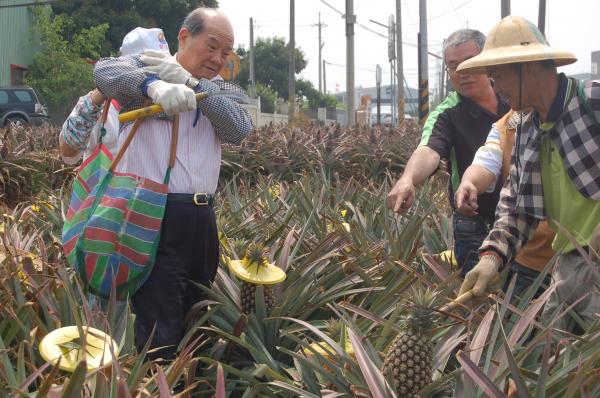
(63, 104, 179, 300)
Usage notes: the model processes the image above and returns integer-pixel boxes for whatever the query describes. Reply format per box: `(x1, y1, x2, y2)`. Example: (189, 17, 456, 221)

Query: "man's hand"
(455, 180, 479, 217)
(589, 223, 600, 263)
(387, 178, 415, 213)
(142, 50, 192, 86)
(146, 80, 196, 115)
(459, 254, 502, 297)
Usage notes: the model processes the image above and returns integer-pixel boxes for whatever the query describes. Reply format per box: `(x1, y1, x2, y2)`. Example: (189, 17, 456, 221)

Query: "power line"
(448, 0, 466, 26)
(428, 0, 472, 22)
(320, 0, 344, 16)
(401, 0, 473, 25)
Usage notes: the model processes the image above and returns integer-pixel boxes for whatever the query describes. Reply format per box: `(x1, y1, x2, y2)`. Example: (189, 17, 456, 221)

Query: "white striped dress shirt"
(94, 54, 254, 194)
(116, 110, 222, 194)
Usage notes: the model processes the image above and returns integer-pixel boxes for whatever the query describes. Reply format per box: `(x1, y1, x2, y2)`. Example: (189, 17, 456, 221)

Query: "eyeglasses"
(445, 54, 478, 75)
(445, 64, 460, 74)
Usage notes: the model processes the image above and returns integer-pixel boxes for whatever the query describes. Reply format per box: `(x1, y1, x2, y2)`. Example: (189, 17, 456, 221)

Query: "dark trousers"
(452, 212, 491, 278)
(131, 198, 219, 360)
(503, 260, 551, 300)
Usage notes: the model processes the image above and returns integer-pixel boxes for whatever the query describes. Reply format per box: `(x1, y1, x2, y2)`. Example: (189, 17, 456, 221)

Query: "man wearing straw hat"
(94, 7, 253, 359)
(457, 15, 600, 332)
(387, 29, 510, 277)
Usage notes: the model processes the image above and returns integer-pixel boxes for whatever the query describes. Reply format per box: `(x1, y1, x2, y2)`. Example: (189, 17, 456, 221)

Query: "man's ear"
(177, 28, 189, 48)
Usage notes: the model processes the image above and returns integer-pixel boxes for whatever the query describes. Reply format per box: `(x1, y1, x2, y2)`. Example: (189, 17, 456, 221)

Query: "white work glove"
(459, 253, 502, 297)
(146, 80, 196, 115)
(141, 50, 192, 85)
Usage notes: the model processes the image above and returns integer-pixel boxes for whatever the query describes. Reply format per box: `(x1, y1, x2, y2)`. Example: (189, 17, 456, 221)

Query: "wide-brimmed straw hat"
(457, 15, 576, 75)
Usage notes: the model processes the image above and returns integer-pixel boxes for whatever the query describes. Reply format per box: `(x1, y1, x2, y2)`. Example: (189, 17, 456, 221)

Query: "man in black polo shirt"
(387, 28, 510, 277)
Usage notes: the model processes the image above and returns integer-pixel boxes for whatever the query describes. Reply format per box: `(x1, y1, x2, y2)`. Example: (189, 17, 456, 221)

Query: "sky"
(217, 0, 600, 94)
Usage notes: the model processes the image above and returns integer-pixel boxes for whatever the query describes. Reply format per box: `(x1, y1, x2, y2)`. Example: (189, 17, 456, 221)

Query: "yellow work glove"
(589, 223, 600, 263)
(459, 253, 502, 297)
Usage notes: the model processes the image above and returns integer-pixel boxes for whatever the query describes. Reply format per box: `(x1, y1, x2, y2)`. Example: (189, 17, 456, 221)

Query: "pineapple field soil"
(1, 122, 599, 397)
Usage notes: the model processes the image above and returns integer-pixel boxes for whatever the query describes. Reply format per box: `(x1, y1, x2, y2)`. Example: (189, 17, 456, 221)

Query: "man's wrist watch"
(186, 76, 200, 90)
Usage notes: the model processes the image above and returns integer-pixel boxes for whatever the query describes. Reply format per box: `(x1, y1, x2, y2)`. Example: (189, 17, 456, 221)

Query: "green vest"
(540, 131, 600, 253)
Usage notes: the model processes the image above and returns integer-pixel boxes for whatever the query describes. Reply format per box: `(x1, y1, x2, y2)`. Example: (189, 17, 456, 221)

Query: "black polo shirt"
(419, 91, 510, 221)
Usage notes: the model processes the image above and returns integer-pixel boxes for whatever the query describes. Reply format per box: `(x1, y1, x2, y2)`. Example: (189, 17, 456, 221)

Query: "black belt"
(167, 193, 214, 206)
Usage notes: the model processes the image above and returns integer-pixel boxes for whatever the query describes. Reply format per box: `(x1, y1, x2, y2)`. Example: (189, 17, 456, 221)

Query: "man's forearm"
(195, 80, 253, 144)
(94, 55, 149, 105)
(462, 164, 497, 194)
(400, 146, 441, 186)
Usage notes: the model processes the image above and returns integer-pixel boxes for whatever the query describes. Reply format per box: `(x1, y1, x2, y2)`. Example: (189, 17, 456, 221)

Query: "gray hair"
(442, 29, 486, 60)
(181, 7, 215, 36)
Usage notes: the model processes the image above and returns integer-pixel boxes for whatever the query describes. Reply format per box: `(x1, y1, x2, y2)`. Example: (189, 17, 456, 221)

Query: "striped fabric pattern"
(63, 142, 168, 299)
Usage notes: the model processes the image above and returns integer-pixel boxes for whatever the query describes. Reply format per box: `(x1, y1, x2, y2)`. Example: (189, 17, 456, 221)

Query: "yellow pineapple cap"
(303, 339, 355, 359)
(229, 259, 286, 285)
(39, 326, 118, 372)
(437, 250, 457, 267)
(1, 246, 44, 282)
(326, 222, 351, 233)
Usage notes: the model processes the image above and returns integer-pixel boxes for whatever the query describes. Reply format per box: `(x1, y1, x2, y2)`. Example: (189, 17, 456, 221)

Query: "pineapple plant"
(228, 242, 286, 315)
(382, 288, 439, 397)
(303, 319, 355, 361)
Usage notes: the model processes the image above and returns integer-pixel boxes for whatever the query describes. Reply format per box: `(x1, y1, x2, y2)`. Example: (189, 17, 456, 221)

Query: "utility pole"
(376, 64, 382, 126)
(395, 0, 404, 125)
(249, 17, 256, 98)
(288, 0, 296, 126)
(323, 59, 327, 94)
(501, 0, 510, 18)
(312, 13, 327, 93)
(388, 15, 396, 127)
(345, 0, 356, 126)
(538, 0, 546, 35)
(418, 0, 429, 126)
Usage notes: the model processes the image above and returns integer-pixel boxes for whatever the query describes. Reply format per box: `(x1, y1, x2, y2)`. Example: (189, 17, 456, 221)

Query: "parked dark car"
(0, 86, 49, 128)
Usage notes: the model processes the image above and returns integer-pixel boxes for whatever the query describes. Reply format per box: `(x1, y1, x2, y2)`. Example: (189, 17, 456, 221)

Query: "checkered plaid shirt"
(481, 77, 600, 265)
(93, 55, 252, 144)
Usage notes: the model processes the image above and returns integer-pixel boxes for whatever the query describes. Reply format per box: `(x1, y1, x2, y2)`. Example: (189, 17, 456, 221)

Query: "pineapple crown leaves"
(401, 287, 441, 334)
(325, 319, 345, 341)
(231, 238, 248, 260)
(245, 242, 267, 267)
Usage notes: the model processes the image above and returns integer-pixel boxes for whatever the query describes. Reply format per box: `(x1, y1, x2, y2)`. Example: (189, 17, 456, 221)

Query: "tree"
(25, 9, 108, 119)
(296, 79, 338, 109)
(237, 37, 307, 100)
(50, 0, 218, 56)
(236, 39, 336, 111)
(255, 83, 277, 114)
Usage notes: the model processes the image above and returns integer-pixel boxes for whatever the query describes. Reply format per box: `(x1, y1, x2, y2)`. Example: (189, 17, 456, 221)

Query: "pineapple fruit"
(240, 282, 274, 315)
(239, 243, 274, 315)
(382, 289, 438, 397)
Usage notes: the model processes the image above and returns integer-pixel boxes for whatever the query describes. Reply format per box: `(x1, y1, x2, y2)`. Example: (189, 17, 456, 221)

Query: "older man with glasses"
(387, 29, 510, 277)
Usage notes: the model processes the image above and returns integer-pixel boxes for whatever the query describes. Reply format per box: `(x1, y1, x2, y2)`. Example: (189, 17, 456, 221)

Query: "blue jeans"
(503, 261, 551, 299)
(452, 213, 491, 278)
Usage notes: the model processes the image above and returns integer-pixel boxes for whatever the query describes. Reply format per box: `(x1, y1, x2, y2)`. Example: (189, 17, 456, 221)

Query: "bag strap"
(110, 116, 143, 172)
(99, 98, 111, 124)
(98, 98, 111, 142)
(109, 114, 180, 174)
(168, 115, 179, 168)
(163, 115, 179, 184)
